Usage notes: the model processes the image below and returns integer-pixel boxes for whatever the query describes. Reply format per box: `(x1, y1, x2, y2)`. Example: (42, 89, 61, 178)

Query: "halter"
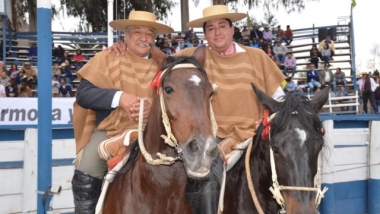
(265, 109, 328, 213)
(246, 109, 328, 214)
(137, 63, 218, 166)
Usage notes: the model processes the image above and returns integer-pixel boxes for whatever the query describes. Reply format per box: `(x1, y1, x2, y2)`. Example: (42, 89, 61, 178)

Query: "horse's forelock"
(271, 94, 324, 140)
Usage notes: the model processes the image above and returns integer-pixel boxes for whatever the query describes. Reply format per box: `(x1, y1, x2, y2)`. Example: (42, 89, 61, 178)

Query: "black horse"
(224, 84, 329, 214)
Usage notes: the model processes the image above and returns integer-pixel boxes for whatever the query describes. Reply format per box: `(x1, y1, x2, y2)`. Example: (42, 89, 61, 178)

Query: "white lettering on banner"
(0, 98, 75, 125)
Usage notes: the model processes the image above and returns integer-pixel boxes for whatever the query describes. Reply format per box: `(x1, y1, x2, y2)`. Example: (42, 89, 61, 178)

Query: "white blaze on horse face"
(295, 128, 307, 147)
(189, 75, 201, 86)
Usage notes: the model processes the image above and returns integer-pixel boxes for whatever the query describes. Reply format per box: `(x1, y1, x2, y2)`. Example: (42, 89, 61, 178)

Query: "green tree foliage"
(58, 0, 177, 32)
(15, 0, 176, 32)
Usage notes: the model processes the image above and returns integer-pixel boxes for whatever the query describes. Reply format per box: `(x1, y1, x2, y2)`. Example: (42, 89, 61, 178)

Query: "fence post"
(369, 121, 380, 214)
(312, 24, 315, 44)
(22, 129, 38, 212)
(322, 120, 335, 214)
(37, 0, 52, 213)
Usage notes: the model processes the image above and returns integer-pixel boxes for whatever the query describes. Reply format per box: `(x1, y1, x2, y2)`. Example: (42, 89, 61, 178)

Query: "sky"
(51, 0, 379, 71)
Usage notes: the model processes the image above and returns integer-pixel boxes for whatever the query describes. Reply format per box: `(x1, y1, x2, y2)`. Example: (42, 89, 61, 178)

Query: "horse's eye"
(271, 146, 279, 154)
(209, 91, 215, 98)
(164, 86, 174, 94)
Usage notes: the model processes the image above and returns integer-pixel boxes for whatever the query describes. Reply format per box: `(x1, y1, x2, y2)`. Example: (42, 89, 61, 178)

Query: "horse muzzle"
(183, 135, 218, 179)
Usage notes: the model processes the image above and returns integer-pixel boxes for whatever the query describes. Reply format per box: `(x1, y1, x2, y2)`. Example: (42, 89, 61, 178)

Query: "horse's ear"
(150, 44, 167, 69)
(193, 45, 206, 66)
(251, 83, 279, 113)
(310, 86, 329, 112)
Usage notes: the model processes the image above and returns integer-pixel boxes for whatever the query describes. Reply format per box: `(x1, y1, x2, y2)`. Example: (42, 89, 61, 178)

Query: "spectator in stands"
(250, 25, 263, 40)
(336, 85, 349, 111)
(58, 78, 72, 97)
(20, 62, 36, 88)
(5, 79, 18, 97)
(52, 62, 61, 78)
(258, 38, 266, 49)
(263, 26, 273, 44)
(0, 82, 5, 97)
(333, 67, 347, 91)
(170, 42, 179, 54)
(52, 76, 60, 97)
(233, 27, 242, 42)
(307, 63, 321, 92)
(250, 38, 259, 48)
(0, 61, 6, 76)
(321, 44, 331, 66)
(284, 77, 297, 94)
(15, 70, 28, 85)
(162, 42, 172, 56)
(310, 44, 320, 69)
(275, 25, 285, 42)
(60, 63, 72, 86)
(187, 31, 199, 46)
(374, 77, 380, 113)
(318, 35, 335, 58)
(273, 40, 287, 63)
(297, 80, 308, 93)
(241, 25, 251, 46)
(284, 25, 293, 45)
(283, 52, 297, 76)
(356, 71, 379, 114)
(263, 44, 274, 57)
(28, 43, 38, 62)
(1, 71, 10, 87)
(61, 51, 72, 69)
(319, 65, 334, 89)
(180, 37, 192, 50)
(155, 37, 164, 49)
(270, 55, 283, 70)
(73, 49, 85, 71)
(173, 32, 184, 43)
(53, 45, 65, 63)
(8, 64, 19, 80)
(18, 82, 32, 97)
(373, 69, 379, 77)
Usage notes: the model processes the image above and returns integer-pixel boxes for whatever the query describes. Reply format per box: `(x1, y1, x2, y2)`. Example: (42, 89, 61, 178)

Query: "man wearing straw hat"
(109, 5, 285, 213)
(71, 11, 173, 213)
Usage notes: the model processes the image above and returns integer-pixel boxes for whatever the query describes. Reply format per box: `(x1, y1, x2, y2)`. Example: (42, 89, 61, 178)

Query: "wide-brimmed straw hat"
(186, 5, 247, 28)
(361, 71, 368, 75)
(109, 11, 173, 34)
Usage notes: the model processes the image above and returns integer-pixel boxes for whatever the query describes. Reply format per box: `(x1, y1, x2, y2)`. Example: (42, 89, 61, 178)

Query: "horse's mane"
(271, 94, 324, 137)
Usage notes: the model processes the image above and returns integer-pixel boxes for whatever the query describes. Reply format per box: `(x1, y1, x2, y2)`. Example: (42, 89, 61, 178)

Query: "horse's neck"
(251, 138, 278, 210)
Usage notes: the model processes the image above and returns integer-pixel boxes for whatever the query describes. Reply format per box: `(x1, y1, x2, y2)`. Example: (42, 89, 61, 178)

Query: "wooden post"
(22, 129, 38, 212)
(212, 0, 225, 5)
(180, 0, 189, 32)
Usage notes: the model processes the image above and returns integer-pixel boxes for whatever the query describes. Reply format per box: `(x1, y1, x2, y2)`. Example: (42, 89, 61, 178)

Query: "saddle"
(95, 130, 140, 214)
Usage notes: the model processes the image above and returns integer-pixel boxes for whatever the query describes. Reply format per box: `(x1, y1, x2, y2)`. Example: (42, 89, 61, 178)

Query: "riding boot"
(186, 156, 223, 214)
(71, 169, 103, 214)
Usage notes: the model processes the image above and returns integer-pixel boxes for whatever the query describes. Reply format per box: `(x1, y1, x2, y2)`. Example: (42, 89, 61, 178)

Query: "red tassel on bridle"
(261, 109, 271, 141)
(150, 70, 163, 94)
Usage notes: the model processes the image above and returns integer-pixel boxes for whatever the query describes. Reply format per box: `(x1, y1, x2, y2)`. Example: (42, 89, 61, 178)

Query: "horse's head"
(150, 46, 218, 179)
(251, 83, 328, 213)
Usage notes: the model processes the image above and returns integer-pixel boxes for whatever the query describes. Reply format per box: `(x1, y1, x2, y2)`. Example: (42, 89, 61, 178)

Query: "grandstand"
(1, 20, 362, 114)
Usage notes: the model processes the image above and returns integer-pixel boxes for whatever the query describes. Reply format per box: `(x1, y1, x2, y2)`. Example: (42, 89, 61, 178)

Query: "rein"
(138, 63, 218, 166)
(246, 109, 328, 214)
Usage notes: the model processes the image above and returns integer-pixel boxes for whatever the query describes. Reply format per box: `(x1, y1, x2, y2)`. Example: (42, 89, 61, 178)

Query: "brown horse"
(223, 84, 329, 213)
(103, 46, 218, 213)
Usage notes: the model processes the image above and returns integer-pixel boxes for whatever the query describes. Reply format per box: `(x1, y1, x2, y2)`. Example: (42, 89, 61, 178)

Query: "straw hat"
(361, 71, 368, 75)
(186, 5, 247, 28)
(109, 11, 173, 34)
(60, 63, 67, 67)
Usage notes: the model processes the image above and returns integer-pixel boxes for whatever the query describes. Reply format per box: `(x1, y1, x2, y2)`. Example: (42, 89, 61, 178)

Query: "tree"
(369, 44, 380, 69)
(58, 0, 177, 32)
(15, 0, 177, 32)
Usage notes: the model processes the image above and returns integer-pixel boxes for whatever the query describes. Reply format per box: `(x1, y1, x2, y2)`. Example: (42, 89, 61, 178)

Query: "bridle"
(138, 62, 218, 166)
(246, 109, 328, 214)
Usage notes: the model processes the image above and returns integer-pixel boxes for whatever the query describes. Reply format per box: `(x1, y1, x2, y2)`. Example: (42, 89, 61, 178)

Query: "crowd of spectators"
(0, 41, 88, 97)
